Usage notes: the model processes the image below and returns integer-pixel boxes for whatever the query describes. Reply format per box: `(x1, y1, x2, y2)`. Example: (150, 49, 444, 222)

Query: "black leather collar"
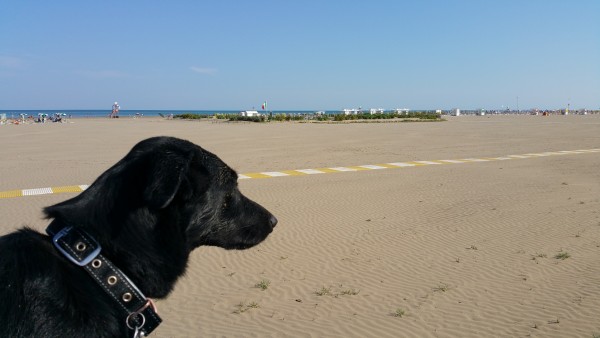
(46, 222, 162, 337)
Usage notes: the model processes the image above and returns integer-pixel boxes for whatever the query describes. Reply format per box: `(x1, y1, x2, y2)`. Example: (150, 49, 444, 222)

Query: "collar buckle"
(51, 226, 101, 266)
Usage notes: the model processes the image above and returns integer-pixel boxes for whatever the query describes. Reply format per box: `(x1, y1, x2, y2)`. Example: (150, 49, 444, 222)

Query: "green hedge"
(175, 112, 441, 122)
(333, 112, 440, 121)
(173, 113, 208, 119)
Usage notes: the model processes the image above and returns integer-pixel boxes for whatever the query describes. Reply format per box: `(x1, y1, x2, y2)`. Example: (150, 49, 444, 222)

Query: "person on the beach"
(110, 102, 120, 118)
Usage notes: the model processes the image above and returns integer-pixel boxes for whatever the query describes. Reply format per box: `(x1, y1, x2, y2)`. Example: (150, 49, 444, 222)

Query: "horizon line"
(1, 107, 597, 112)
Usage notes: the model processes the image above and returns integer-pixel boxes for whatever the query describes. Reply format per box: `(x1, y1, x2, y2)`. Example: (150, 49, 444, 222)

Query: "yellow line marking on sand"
(278, 170, 310, 176)
(0, 190, 23, 198)
(314, 168, 344, 173)
(403, 161, 430, 166)
(51, 185, 86, 194)
(1, 148, 599, 199)
(240, 173, 272, 179)
(294, 169, 326, 175)
(345, 166, 375, 171)
(373, 164, 404, 169)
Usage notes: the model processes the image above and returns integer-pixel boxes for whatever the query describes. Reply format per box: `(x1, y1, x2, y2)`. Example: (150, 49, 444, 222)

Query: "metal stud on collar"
(108, 275, 118, 285)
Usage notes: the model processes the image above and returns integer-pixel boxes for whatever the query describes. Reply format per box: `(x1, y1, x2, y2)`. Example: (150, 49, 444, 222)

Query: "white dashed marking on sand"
(1, 147, 598, 199)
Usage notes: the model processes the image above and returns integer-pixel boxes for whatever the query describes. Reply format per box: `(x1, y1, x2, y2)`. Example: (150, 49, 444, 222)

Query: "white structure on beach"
(394, 108, 410, 114)
(240, 110, 260, 117)
(369, 108, 385, 114)
(342, 108, 362, 115)
(451, 108, 461, 116)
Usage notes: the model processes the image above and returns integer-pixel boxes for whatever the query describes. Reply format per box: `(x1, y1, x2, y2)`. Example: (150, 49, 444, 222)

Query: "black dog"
(0, 136, 277, 337)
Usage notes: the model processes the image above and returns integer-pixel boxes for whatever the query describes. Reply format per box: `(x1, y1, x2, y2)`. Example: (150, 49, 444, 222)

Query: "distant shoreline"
(1, 108, 597, 122)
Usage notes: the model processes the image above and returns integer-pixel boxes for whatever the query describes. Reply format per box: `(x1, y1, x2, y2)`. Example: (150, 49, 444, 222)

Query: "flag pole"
(262, 100, 269, 118)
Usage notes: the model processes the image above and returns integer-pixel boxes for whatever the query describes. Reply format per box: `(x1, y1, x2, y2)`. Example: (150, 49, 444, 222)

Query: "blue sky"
(1, 1, 598, 110)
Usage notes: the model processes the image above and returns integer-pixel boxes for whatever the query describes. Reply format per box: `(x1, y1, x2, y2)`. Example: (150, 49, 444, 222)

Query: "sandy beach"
(1, 115, 599, 337)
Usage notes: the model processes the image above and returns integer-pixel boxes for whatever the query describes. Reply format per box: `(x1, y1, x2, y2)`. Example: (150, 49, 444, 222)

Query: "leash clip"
(51, 226, 102, 266)
(127, 299, 158, 338)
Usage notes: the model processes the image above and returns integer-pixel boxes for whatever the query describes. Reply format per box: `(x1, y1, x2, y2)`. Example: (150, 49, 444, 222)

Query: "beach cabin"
(240, 110, 260, 117)
(451, 108, 461, 116)
(369, 108, 385, 114)
(394, 108, 410, 114)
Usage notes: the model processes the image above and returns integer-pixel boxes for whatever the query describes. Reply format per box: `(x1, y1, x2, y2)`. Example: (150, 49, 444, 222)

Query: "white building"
(451, 108, 461, 116)
(342, 108, 361, 115)
(240, 110, 260, 117)
(369, 108, 385, 114)
(394, 108, 410, 114)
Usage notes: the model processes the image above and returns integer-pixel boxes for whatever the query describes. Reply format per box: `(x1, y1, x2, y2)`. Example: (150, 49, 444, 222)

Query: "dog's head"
(44, 136, 276, 296)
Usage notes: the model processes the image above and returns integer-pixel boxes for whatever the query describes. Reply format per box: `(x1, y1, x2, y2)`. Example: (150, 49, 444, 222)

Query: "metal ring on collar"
(126, 311, 146, 330)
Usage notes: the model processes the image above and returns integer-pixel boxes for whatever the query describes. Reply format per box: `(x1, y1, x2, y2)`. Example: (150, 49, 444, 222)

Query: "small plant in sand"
(315, 286, 332, 296)
(340, 288, 360, 296)
(233, 302, 245, 314)
(554, 252, 570, 260)
(255, 279, 271, 291)
(314, 284, 360, 297)
(392, 308, 405, 317)
(531, 253, 547, 261)
(433, 283, 450, 292)
(233, 301, 260, 314)
(592, 332, 600, 338)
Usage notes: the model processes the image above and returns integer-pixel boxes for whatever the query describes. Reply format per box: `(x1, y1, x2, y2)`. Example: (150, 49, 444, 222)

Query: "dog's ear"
(143, 151, 193, 209)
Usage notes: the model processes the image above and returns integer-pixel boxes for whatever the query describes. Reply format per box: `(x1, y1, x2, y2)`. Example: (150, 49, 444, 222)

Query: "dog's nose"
(269, 215, 278, 228)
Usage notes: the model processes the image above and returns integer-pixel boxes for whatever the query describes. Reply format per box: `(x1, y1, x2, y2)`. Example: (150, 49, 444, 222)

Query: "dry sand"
(1, 115, 600, 337)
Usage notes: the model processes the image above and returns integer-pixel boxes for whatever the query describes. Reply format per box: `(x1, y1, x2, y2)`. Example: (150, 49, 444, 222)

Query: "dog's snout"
(269, 215, 278, 228)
